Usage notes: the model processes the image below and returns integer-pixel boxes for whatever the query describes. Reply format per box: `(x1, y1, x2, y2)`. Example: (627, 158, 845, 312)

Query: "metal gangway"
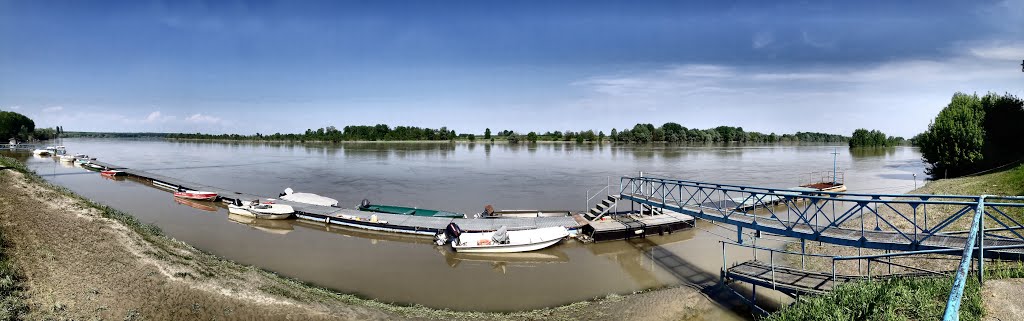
(617, 175, 1024, 321)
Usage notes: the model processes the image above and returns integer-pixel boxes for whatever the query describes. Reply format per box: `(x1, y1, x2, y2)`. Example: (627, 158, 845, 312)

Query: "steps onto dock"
(584, 195, 620, 221)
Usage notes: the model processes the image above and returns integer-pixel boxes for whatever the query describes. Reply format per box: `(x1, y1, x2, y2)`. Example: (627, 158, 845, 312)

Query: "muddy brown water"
(4, 139, 925, 316)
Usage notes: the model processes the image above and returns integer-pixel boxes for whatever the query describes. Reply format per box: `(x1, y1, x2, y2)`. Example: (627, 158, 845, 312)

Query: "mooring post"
(801, 239, 806, 269)
(737, 226, 744, 244)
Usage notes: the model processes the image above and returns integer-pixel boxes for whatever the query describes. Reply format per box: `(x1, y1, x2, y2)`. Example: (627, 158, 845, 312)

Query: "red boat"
(100, 170, 125, 177)
(173, 190, 219, 201)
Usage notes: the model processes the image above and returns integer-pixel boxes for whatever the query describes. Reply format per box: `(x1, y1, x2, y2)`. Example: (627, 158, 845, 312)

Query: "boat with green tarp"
(358, 199, 465, 218)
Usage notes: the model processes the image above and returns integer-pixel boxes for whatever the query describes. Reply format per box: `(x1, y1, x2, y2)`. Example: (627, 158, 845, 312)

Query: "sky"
(1, 0, 1022, 137)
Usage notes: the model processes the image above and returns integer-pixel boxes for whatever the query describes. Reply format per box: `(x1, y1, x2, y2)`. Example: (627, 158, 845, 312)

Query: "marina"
(3, 139, 930, 313)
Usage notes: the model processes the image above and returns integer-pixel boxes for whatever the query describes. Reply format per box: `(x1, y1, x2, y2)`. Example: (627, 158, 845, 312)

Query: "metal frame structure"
(617, 175, 1024, 320)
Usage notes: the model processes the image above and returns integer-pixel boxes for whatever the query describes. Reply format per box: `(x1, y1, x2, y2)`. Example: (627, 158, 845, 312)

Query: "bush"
(917, 92, 1023, 178)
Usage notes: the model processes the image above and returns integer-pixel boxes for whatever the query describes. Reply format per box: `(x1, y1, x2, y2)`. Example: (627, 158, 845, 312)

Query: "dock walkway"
(88, 160, 581, 236)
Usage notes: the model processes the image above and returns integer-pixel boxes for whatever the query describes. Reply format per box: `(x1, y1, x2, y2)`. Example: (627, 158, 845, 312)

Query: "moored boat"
(358, 199, 465, 218)
(32, 149, 51, 156)
(278, 188, 338, 207)
(227, 199, 294, 220)
(59, 155, 75, 162)
(82, 163, 104, 171)
(100, 170, 125, 177)
(435, 224, 569, 253)
(173, 190, 219, 201)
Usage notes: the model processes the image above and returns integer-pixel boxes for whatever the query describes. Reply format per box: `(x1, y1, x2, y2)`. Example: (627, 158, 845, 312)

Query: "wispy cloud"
(42, 106, 64, 113)
(969, 43, 1024, 61)
(569, 44, 1024, 137)
(142, 111, 175, 123)
(752, 31, 775, 49)
(184, 113, 223, 124)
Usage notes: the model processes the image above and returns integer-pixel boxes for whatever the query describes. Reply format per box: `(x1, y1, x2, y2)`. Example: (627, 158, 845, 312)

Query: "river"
(3, 139, 926, 317)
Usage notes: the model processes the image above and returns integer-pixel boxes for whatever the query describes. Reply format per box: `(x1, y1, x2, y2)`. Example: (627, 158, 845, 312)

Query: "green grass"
(767, 276, 982, 321)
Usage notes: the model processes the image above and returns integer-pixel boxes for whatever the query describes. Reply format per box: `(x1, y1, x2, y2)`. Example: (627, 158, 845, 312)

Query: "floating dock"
(580, 211, 695, 242)
(86, 160, 591, 237)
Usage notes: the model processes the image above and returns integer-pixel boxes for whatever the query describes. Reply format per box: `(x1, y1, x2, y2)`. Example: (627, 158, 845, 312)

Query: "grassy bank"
(0, 155, 711, 320)
(767, 276, 982, 321)
(772, 164, 1024, 321)
(0, 224, 27, 320)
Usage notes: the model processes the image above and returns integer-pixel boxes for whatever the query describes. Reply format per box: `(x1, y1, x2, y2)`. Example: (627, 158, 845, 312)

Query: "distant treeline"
(848, 129, 906, 148)
(168, 123, 850, 144)
(62, 132, 172, 138)
(168, 125, 457, 142)
(915, 92, 1024, 178)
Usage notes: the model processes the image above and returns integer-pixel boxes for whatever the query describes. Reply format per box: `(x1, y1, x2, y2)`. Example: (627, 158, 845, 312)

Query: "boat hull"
(360, 204, 464, 218)
(174, 191, 218, 201)
(451, 226, 569, 253)
(228, 204, 293, 220)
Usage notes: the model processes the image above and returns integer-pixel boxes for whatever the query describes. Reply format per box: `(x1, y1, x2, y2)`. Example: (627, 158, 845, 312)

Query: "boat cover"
(492, 225, 509, 244)
(281, 192, 339, 207)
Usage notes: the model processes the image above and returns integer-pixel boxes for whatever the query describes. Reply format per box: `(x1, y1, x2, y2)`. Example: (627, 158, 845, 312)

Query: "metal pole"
(801, 239, 806, 269)
(771, 250, 776, 290)
(979, 211, 985, 285)
(832, 147, 838, 185)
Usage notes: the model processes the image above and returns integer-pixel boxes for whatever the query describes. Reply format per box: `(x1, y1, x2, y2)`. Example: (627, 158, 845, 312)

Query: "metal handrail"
(942, 195, 987, 321)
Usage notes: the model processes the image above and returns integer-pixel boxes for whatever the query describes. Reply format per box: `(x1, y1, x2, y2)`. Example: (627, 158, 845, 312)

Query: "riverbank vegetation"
(167, 122, 849, 144)
(767, 275, 982, 321)
(847, 128, 905, 148)
(916, 92, 1024, 178)
(0, 110, 61, 142)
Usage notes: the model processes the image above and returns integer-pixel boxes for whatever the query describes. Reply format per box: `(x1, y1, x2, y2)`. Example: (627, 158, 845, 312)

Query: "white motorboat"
(278, 187, 339, 207)
(436, 224, 569, 253)
(59, 155, 75, 162)
(227, 200, 294, 220)
(32, 149, 51, 156)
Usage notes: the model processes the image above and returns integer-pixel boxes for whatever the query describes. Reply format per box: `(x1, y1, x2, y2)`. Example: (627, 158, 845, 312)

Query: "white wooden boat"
(227, 200, 294, 220)
(278, 188, 338, 207)
(436, 224, 568, 253)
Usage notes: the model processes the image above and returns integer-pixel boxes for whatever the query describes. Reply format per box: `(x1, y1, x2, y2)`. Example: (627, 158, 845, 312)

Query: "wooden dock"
(87, 160, 582, 236)
(581, 211, 695, 242)
(724, 260, 939, 296)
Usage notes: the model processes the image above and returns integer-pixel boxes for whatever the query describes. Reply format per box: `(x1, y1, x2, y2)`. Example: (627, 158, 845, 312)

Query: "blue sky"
(1, 0, 1022, 137)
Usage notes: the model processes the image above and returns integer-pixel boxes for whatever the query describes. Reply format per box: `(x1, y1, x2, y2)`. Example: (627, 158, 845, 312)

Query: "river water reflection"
(4, 139, 925, 315)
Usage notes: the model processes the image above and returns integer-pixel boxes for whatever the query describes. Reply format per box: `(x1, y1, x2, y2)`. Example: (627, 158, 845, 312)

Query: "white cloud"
(42, 106, 63, 113)
(753, 31, 775, 49)
(142, 111, 175, 123)
(184, 113, 223, 124)
(9, 106, 21, 110)
(569, 49, 1024, 137)
(969, 43, 1024, 61)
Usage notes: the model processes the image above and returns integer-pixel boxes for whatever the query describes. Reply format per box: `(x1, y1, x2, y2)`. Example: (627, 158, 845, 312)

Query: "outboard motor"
(435, 222, 463, 246)
(360, 199, 371, 209)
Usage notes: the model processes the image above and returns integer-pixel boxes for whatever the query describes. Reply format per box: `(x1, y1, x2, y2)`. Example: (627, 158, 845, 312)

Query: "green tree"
(598, 131, 605, 142)
(507, 132, 520, 144)
(484, 128, 491, 140)
(918, 93, 986, 178)
(610, 128, 618, 141)
(468, 134, 476, 142)
(0, 111, 35, 141)
(526, 131, 538, 143)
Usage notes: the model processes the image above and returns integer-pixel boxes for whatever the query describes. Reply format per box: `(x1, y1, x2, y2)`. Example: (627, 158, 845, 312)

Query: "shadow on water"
(626, 237, 776, 320)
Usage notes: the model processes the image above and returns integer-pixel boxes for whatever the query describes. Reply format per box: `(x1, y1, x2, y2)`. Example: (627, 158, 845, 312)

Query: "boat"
(100, 170, 125, 177)
(227, 199, 294, 220)
(435, 223, 569, 253)
(60, 155, 75, 162)
(32, 149, 51, 156)
(477, 205, 572, 218)
(82, 163, 104, 172)
(278, 188, 338, 207)
(174, 197, 218, 212)
(358, 199, 465, 218)
(75, 158, 92, 165)
(173, 190, 219, 201)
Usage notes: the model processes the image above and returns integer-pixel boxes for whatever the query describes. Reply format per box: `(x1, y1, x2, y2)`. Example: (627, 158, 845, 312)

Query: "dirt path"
(0, 167, 717, 321)
(982, 279, 1024, 321)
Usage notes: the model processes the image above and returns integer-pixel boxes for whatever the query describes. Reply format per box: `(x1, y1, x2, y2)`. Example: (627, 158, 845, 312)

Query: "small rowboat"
(82, 163, 104, 172)
(173, 190, 219, 201)
(100, 170, 125, 177)
(359, 199, 465, 218)
(435, 224, 569, 253)
(228, 200, 294, 220)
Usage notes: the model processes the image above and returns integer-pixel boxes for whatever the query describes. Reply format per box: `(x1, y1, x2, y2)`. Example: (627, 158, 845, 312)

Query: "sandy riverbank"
(0, 158, 718, 321)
